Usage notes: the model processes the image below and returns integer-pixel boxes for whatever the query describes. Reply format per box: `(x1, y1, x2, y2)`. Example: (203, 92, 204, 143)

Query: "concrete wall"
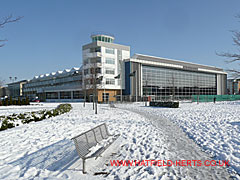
(217, 74, 227, 95)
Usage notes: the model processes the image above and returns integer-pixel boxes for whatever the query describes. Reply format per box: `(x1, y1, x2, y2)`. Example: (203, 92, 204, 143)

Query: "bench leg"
(83, 159, 86, 174)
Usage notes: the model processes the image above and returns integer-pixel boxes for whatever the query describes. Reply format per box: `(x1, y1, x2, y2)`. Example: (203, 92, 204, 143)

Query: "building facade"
(124, 54, 227, 100)
(227, 79, 240, 95)
(82, 33, 130, 102)
(23, 68, 82, 102)
(13, 34, 227, 102)
(7, 80, 27, 98)
(0, 87, 10, 98)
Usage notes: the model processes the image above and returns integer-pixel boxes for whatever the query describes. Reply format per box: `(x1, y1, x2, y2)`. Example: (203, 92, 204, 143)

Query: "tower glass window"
(105, 58, 115, 64)
(105, 48, 115, 54)
(106, 78, 115, 85)
(105, 69, 115, 75)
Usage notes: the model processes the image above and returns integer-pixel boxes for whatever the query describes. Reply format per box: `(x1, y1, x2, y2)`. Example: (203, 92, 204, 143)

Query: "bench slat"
(73, 135, 90, 158)
(100, 125, 109, 139)
(93, 127, 103, 142)
(71, 123, 120, 174)
(85, 130, 97, 148)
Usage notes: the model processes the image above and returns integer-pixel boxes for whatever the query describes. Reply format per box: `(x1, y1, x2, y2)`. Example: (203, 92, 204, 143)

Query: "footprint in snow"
(133, 137, 136, 144)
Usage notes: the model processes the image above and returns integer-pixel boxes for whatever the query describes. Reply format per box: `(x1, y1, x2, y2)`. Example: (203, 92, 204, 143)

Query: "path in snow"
(120, 106, 231, 179)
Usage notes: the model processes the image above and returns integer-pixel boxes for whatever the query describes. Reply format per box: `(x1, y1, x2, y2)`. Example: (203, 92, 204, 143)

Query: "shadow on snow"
(9, 139, 79, 177)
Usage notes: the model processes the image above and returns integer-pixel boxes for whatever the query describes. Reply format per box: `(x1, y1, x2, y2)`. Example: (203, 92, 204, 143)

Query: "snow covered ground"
(0, 103, 59, 116)
(118, 101, 240, 177)
(1, 103, 176, 179)
(0, 102, 239, 179)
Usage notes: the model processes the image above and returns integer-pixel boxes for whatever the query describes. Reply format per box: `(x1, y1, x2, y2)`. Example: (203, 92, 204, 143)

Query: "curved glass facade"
(92, 35, 114, 43)
(142, 65, 217, 97)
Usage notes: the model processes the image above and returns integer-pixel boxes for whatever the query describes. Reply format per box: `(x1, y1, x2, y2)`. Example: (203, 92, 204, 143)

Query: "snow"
(117, 101, 240, 177)
(0, 103, 59, 116)
(0, 102, 239, 179)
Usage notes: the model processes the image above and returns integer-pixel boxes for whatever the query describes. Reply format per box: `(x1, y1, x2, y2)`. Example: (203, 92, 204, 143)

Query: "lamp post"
(94, 76, 103, 114)
(83, 80, 86, 107)
(119, 61, 123, 102)
(114, 74, 122, 102)
(129, 70, 137, 102)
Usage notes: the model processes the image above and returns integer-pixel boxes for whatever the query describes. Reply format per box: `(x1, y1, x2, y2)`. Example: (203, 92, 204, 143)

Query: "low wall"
(45, 99, 84, 102)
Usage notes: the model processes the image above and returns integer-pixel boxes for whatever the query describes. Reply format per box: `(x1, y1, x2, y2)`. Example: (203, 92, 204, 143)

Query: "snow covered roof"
(31, 67, 81, 81)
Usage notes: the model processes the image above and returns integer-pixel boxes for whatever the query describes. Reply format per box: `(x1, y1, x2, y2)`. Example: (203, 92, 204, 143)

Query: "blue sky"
(0, 0, 240, 84)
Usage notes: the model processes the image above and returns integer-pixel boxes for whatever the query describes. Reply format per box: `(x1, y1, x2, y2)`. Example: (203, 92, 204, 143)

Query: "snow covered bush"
(0, 103, 72, 131)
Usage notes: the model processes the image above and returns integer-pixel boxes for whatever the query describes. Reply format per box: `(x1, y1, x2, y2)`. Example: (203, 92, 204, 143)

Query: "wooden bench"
(71, 123, 120, 173)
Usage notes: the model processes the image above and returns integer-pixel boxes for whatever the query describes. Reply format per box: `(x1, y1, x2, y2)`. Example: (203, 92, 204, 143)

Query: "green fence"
(192, 95, 240, 102)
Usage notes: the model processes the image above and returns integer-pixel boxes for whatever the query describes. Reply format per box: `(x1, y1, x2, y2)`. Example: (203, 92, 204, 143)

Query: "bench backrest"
(72, 123, 110, 158)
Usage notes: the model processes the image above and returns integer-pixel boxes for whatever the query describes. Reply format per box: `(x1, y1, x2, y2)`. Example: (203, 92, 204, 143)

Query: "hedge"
(150, 101, 179, 108)
(0, 97, 30, 106)
(0, 104, 72, 131)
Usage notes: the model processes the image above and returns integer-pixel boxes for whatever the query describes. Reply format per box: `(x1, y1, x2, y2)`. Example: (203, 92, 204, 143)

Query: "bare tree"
(0, 79, 4, 87)
(168, 73, 177, 101)
(217, 15, 240, 77)
(83, 78, 87, 107)
(0, 15, 23, 47)
(83, 58, 102, 114)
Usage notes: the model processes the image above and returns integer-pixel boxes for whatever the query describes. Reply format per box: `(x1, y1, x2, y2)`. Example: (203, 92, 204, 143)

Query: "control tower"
(82, 33, 130, 102)
(91, 33, 115, 43)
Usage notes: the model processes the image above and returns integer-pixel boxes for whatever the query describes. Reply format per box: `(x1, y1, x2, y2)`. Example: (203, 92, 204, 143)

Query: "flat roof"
(7, 80, 27, 86)
(82, 41, 130, 51)
(128, 53, 226, 74)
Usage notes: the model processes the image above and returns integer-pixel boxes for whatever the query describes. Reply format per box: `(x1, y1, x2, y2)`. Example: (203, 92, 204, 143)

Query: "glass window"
(60, 91, 71, 99)
(142, 65, 217, 98)
(105, 69, 115, 75)
(84, 69, 88, 75)
(105, 58, 115, 64)
(106, 78, 115, 85)
(90, 57, 101, 63)
(73, 91, 83, 99)
(46, 92, 58, 99)
(105, 48, 115, 54)
(83, 59, 88, 65)
(102, 93, 109, 102)
(90, 47, 101, 53)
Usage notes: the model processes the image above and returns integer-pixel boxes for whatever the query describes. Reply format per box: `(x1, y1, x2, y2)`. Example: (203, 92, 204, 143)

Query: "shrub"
(9, 97, 13, 105)
(17, 98, 21, 105)
(0, 97, 30, 106)
(0, 103, 72, 131)
(5, 98, 9, 106)
(150, 101, 179, 108)
(21, 99, 26, 105)
(0, 119, 15, 131)
(26, 97, 30, 105)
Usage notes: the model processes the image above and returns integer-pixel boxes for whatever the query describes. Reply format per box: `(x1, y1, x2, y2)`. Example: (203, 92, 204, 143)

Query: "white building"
(82, 33, 130, 102)
(23, 67, 82, 102)
(20, 33, 227, 102)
